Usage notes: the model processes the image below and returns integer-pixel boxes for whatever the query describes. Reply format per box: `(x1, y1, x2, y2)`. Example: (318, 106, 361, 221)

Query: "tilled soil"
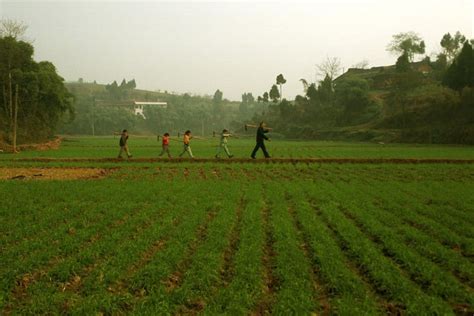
(0, 167, 110, 180)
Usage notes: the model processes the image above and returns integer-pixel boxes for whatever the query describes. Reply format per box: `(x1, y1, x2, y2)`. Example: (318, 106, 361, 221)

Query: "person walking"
(158, 132, 172, 158)
(118, 129, 132, 159)
(179, 130, 194, 158)
(215, 129, 234, 159)
(250, 122, 271, 159)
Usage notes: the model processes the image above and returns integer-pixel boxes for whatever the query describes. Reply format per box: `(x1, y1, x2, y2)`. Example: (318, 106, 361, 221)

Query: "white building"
(133, 101, 167, 118)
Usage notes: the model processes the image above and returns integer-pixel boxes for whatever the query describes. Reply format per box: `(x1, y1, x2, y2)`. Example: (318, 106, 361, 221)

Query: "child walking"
(158, 132, 172, 158)
(215, 129, 234, 158)
(179, 130, 194, 158)
(118, 129, 132, 159)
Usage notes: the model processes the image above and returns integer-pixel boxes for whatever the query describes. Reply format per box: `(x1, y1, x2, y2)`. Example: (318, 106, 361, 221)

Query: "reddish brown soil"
(0, 167, 111, 180)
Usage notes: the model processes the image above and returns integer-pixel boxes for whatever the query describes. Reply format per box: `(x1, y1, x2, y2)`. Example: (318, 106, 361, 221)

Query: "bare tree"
(0, 19, 28, 39)
(317, 57, 342, 80)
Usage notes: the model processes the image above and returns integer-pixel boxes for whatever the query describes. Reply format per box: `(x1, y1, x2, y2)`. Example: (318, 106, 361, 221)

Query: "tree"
(335, 77, 373, 123)
(269, 84, 280, 103)
(276, 74, 286, 101)
(212, 89, 223, 117)
(306, 83, 318, 104)
(300, 78, 309, 92)
(317, 57, 341, 80)
(395, 52, 410, 72)
(440, 31, 467, 62)
(387, 32, 426, 62)
(105, 80, 120, 100)
(318, 75, 334, 104)
(242, 92, 255, 104)
(213, 89, 223, 104)
(0, 19, 28, 40)
(0, 36, 73, 148)
(247, 92, 255, 103)
(443, 42, 474, 91)
(126, 79, 136, 89)
(390, 69, 423, 128)
(278, 99, 292, 120)
(263, 92, 269, 103)
(0, 36, 34, 151)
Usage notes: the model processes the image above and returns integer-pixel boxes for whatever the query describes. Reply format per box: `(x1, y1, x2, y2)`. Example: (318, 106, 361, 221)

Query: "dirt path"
(0, 167, 110, 180)
(9, 157, 474, 164)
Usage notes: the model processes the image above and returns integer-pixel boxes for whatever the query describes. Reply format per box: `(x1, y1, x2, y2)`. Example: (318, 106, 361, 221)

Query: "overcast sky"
(1, 0, 473, 101)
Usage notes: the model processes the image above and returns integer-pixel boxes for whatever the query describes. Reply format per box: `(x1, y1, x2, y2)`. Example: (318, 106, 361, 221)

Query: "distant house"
(95, 100, 167, 119)
(133, 101, 167, 118)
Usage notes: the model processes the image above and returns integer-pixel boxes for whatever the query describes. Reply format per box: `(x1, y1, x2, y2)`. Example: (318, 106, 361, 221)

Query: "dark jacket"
(256, 127, 269, 143)
(119, 135, 128, 147)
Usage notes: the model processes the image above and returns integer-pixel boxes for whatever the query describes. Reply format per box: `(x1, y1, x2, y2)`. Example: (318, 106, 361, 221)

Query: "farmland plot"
(1, 153, 473, 314)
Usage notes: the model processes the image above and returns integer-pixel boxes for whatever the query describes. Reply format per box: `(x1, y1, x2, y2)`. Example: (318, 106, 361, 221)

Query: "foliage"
(269, 84, 280, 103)
(395, 52, 410, 72)
(387, 32, 425, 62)
(276, 74, 286, 100)
(335, 77, 375, 124)
(440, 31, 467, 62)
(443, 42, 474, 91)
(1, 146, 473, 314)
(0, 36, 73, 143)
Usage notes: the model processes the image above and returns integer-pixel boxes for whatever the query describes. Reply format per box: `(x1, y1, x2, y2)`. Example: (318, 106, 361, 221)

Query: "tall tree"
(318, 75, 334, 104)
(0, 36, 73, 147)
(387, 32, 426, 62)
(276, 74, 286, 101)
(440, 31, 467, 62)
(317, 57, 342, 80)
(443, 41, 474, 91)
(212, 89, 223, 118)
(269, 84, 280, 103)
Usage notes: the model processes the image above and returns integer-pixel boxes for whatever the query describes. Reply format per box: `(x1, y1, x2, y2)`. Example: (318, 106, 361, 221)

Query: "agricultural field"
(1, 137, 473, 315)
(1, 136, 474, 161)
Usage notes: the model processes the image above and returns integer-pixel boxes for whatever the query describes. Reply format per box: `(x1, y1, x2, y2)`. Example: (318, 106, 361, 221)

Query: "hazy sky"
(1, 0, 473, 101)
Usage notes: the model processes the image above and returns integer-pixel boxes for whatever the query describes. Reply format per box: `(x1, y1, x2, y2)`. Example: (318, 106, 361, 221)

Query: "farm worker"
(179, 130, 194, 158)
(118, 129, 132, 159)
(215, 129, 234, 159)
(158, 132, 172, 158)
(250, 121, 271, 159)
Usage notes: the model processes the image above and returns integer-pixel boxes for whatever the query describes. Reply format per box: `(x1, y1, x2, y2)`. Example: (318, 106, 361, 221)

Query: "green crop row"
(311, 192, 454, 314)
(285, 182, 381, 315)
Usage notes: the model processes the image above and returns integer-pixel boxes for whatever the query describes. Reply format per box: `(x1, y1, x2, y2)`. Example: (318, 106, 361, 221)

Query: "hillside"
(311, 60, 474, 144)
(61, 81, 250, 137)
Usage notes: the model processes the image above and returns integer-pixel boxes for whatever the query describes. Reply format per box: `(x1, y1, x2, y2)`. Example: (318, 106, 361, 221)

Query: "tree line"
(0, 20, 73, 151)
(250, 31, 474, 144)
(1, 19, 473, 146)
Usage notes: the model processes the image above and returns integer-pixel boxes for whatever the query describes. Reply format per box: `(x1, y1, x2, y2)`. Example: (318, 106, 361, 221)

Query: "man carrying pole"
(250, 121, 271, 159)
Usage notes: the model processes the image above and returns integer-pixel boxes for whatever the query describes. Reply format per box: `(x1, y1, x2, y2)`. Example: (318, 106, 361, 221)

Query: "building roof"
(134, 101, 167, 106)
